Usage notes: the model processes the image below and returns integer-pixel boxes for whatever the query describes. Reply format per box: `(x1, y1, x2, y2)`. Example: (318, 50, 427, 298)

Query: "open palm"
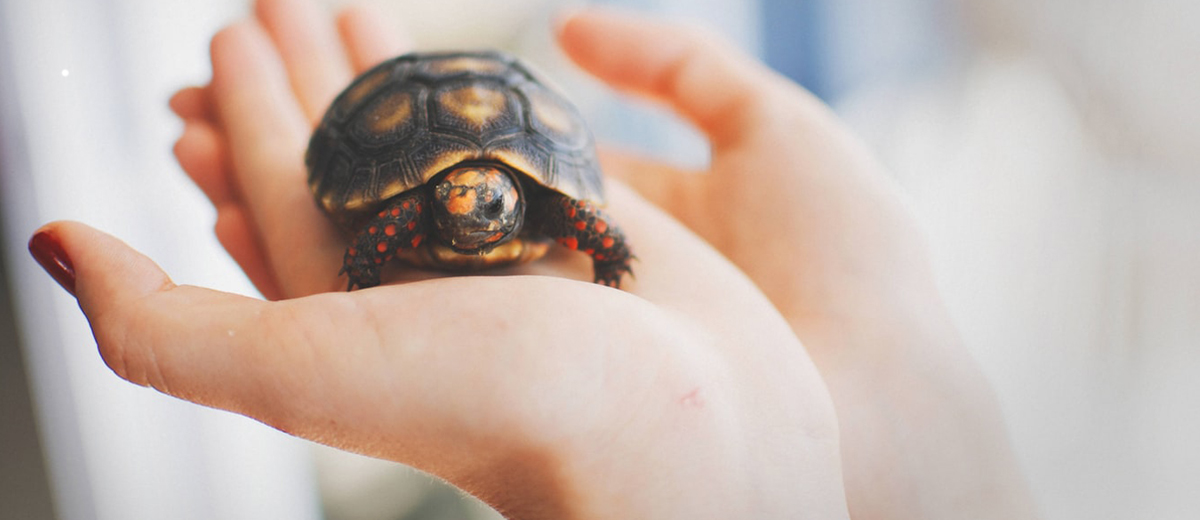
(37, 0, 849, 518)
(30, 0, 1041, 518)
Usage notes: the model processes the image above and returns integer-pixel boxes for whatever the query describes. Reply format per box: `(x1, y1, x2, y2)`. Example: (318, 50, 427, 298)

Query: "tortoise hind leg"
(341, 191, 430, 290)
(527, 192, 634, 288)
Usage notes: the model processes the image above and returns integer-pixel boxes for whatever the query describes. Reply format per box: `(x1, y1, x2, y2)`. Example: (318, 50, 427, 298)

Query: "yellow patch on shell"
(365, 91, 413, 134)
(439, 85, 507, 129)
(528, 88, 579, 136)
(342, 67, 390, 108)
(395, 238, 551, 271)
(488, 149, 543, 183)
(426, 57, 508, 75)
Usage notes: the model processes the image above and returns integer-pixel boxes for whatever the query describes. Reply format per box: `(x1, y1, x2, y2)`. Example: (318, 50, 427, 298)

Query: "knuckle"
(93, 306, 166, 392)
(95, 329, 134, 383)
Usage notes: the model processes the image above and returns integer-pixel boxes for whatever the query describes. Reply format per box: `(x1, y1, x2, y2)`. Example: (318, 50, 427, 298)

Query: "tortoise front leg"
(528, 193, 634, 288)
(341, 191, 430, 290)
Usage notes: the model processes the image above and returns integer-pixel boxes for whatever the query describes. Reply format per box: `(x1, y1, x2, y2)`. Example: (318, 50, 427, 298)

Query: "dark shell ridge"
(306, 50, 603, 227)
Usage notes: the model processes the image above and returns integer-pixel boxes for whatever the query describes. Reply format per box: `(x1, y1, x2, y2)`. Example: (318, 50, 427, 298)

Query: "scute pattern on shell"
(306, 51, 603, 228)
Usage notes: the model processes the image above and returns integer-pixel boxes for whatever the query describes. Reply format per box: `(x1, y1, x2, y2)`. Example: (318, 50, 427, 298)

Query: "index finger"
(557, 8, 784, 148)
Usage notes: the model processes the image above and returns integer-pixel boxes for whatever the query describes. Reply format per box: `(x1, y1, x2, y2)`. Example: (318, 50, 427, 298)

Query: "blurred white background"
(0, 0, 1196, 519)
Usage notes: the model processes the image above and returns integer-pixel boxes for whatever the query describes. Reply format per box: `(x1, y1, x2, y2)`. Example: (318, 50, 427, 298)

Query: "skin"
(30, 0, 1038, 519)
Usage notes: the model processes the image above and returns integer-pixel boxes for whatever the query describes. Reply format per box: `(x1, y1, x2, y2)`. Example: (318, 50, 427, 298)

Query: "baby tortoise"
(306, 51, 633, 290)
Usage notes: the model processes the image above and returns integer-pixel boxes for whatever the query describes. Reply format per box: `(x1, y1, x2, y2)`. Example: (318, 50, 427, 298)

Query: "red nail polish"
(28, 231, 76, 296)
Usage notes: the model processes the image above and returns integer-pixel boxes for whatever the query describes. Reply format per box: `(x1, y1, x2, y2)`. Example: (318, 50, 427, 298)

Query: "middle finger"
(336, 3, 413, 73)
(210, 20, 344, 296)
(255, 0, 354, 125)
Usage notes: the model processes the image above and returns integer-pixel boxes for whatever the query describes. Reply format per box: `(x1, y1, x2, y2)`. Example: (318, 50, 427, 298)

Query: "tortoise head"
(431, 165, 524, 254)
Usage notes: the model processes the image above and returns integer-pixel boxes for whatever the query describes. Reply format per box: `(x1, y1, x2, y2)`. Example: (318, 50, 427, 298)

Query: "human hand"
(28, 0, 850, 518)
(558, 11, 1040, 520)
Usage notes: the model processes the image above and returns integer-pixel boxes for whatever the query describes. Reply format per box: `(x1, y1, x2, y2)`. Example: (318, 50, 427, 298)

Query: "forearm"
(724, 142, 1038, 517)
(782, 263, 1042, 519)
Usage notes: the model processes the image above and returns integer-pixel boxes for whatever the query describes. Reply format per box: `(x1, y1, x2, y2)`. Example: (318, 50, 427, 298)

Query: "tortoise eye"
(484, 198, 504, 218)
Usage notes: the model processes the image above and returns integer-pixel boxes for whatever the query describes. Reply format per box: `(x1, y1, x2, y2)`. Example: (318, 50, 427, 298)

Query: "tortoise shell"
(306, 50, 604, 230)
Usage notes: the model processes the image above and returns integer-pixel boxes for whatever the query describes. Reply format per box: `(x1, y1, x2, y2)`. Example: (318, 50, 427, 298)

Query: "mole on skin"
(679, 387, 705, 408)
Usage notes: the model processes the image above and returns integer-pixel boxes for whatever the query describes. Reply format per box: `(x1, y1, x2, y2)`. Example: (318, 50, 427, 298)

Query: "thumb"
(28, 221, 285, 417)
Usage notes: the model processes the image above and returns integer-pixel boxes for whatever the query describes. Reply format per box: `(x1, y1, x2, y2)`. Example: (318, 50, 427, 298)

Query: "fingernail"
(29, 231, 76, 297)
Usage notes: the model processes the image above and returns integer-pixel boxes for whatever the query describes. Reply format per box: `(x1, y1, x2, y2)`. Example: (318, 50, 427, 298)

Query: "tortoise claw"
(340, 254, 381, 291)
(593, 260, 633, 288)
